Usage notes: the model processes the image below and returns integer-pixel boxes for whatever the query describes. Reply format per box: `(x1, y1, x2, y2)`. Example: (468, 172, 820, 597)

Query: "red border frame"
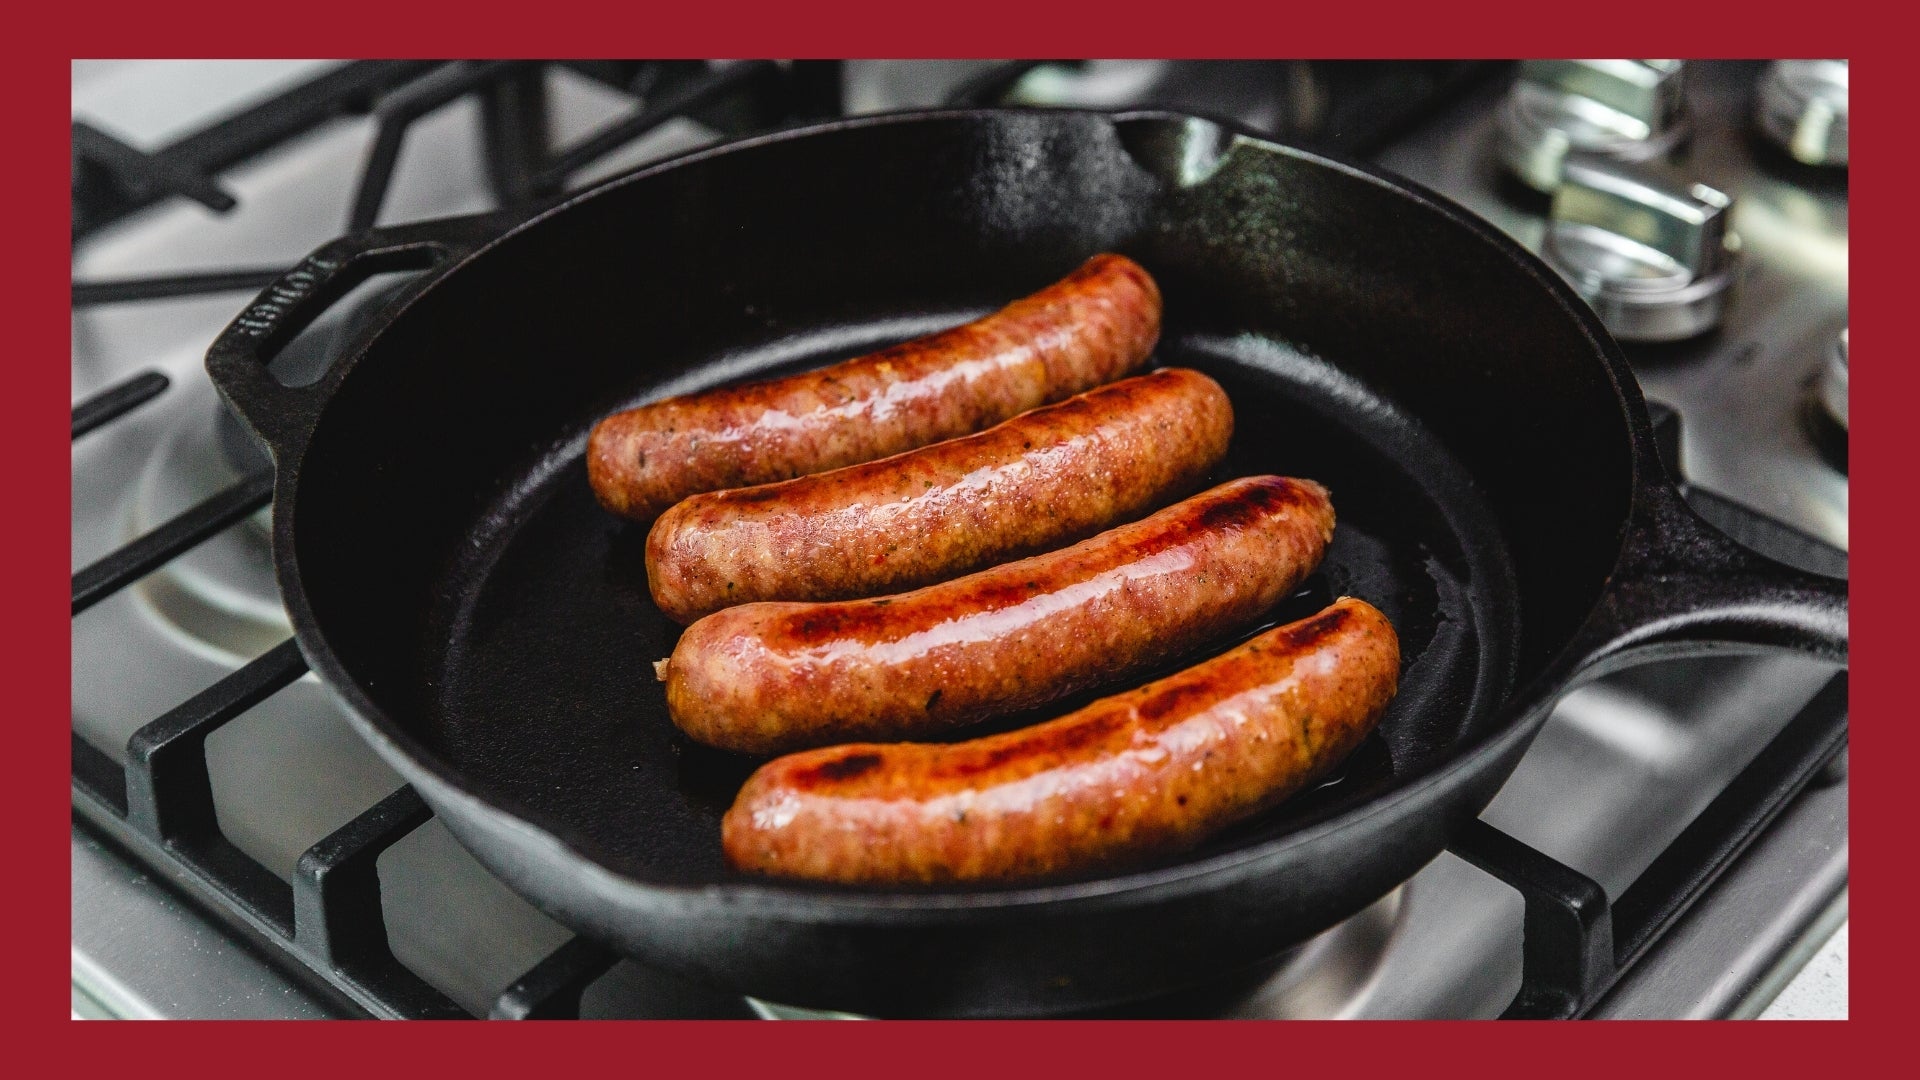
(25, 0, 1898, 1065)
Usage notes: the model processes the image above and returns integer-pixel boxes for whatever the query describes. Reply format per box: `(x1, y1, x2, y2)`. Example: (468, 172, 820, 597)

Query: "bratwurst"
(722, 597, 1399, 885)
(645, 368, 1233, 624)
(663, 475, 1336, 755)
(588, 254, 1161, 521)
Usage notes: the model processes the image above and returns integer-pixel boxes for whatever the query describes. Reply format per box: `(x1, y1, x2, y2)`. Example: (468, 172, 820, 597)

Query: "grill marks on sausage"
(721, 598, 1401, 884)
(804, 752, 884, 783)
(930, 711, 1134, 781)
(1191, 475, 1318, 533)
(1266, 605, 1352, 653)
(710, 485, 789, 506)
(1130, 675, 1226, 725)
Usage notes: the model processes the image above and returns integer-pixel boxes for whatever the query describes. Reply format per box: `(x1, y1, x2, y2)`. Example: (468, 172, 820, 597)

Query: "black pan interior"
(284, 111, 1632, 893)
(412, 328, 1517, 887)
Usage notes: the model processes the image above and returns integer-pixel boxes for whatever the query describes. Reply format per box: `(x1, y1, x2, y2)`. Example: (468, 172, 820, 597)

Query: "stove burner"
(129, 380, 286, 662)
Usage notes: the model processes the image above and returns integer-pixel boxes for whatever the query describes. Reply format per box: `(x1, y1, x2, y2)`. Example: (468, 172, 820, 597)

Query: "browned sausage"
(645, 368, 1233, 624)
(722, 597, 1399, 885)
(588, 254, 1162, 521)
(663, 475, 1334, 755)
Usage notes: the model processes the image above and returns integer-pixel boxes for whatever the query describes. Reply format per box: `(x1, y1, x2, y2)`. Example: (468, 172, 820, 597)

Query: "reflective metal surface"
(1496, 60, 1691, 191)
(1356, 655, 1842, 1018)
(1594, 773, 1847, 1018)
(1380, 59, 1848, 552)
(1543, 158, 1738, 341)
(1757, 909, 1848, 1019)
(1756, 60, 1848, 167)
(72, 828, 340, 1019)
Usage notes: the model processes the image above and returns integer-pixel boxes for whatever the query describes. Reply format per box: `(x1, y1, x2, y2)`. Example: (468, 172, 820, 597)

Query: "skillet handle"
(1564, 481, 1847, 683)
(205, 215, 497, 457)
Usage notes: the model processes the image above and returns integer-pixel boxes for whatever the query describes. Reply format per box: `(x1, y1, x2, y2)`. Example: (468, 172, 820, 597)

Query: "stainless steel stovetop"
(70, 60, 1845, 1019)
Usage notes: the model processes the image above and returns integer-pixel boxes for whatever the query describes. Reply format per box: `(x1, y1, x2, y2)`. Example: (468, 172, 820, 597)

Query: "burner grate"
(71, 369, 169, 437)
(72, 61, 437, 241)
(68, 612, 613, 1018)
(71, 59, 845, 302)
(1457, 669, 1845, 1018)
(71, 466, 270, 615)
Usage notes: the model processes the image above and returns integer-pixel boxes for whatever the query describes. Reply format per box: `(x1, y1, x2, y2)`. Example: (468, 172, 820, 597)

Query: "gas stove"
(70, 60, 1845, 1019)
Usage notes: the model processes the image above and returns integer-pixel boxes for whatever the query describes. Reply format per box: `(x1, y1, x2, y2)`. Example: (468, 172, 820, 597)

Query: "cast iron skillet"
(205, 109, 1846, 1017)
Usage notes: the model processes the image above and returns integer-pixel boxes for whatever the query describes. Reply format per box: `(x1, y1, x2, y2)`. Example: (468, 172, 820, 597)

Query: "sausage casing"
(722, 597, 1400, 885)
(664, 475, 1335, 755)
(645, 368, 1233, 624)
(588, 254, 1161, 521)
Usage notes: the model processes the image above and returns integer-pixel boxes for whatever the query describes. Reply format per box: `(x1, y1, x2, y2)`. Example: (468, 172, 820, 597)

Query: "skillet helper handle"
(205, 217, 493, 456)
(1567, 482, 1847, 681)
(1459, 484, 1846, 1018)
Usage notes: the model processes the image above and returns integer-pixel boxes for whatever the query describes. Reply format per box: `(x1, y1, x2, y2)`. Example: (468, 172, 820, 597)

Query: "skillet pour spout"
(206, 108, 1845, 1016)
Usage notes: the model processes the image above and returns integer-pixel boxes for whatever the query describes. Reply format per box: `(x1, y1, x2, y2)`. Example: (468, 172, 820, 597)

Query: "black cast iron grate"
(70, 59, 1846, 1020)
